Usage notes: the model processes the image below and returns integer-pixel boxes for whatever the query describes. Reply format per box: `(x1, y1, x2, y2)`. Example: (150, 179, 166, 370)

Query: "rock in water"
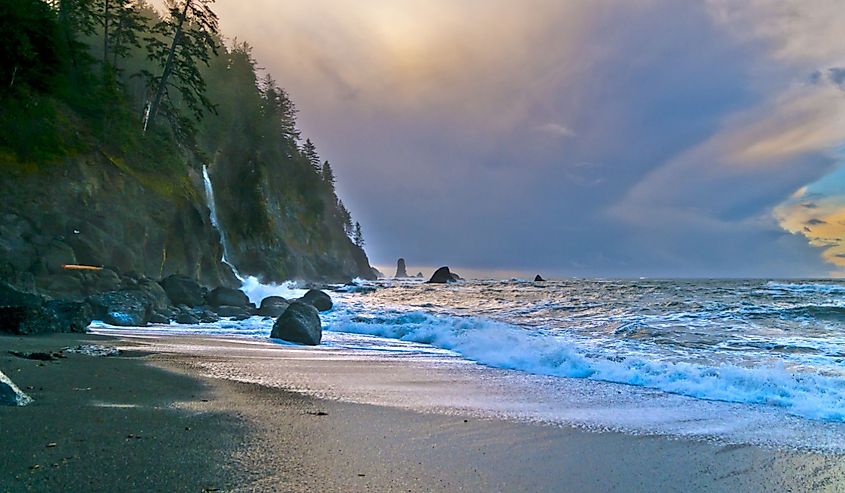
(394, 258, 408, 278)
(427, 266, 455, 284)
(206, 287, 249, 307)
(159, 275, 205, 307)
(271, 302, 322, 345)
(258, 296, 289, 318)
(298, 289, 333, 312)
(534, 275, 545, 282)
(415, 272, 424, 278)
(215, 305, 251, 320)
(0, 370, 32, 406)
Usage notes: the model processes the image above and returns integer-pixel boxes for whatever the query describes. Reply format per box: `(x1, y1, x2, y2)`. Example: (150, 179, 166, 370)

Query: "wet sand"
(2, 333, 844, 492)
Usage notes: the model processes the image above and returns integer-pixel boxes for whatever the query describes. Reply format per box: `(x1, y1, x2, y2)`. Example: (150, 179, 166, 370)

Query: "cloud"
(536, 123, 575, 138)
(209, 0, 845, 277)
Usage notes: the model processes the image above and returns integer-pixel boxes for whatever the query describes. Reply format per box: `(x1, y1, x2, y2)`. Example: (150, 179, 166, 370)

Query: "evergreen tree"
(301, 138, 320, 172)
(337, 198, 353, 237)
(260, 74, 300, 145)
(321, 160, 335, 190)
(353, 221, 364, 248)
(96, 0, 146, 71)
(142, 0, 219, 133)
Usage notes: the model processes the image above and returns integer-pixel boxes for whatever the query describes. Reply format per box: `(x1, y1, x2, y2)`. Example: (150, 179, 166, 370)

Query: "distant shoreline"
(3, 332, 844, 492)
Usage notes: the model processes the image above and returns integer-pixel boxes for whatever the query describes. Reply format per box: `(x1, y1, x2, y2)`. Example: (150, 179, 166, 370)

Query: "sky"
(211, 0, 845, 278)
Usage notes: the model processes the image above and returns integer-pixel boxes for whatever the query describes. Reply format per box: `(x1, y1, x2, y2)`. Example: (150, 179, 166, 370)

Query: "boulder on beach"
(534, 275, 545, 282)
(174, 311, 200, 325)
(271, 301, 322, 345)
(0, 370, 32, 406)
(87, 290, 153, 326)
(1, 281, 92, 334)
(206, 286, 249, 308)
(258, 296, 289, 318)
(427, 266, 455, 284)
(159, 274, 205, 307)
(215, 305, 250, 320)
(394, 258, 408, 278)
(298, 289, 333, 312)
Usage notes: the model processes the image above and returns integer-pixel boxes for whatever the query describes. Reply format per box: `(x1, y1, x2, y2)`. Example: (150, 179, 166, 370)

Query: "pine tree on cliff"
(142, 0, 219, 133)
(302, 138, 321, 173)
(321, 160, 335, 191)
(353, 221, 364, 248)
(95, 0, 147, 71)
(338, 198, 353, 236)
(260, 74, 300, 145)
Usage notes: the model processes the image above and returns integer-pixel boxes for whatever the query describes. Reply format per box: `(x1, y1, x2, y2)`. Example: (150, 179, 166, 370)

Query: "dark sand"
(2, 333, 845, 492)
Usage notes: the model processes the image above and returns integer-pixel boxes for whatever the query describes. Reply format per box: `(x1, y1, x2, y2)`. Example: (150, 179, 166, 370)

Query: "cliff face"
(208, 156, 373, 284)
(0, 153, 237, 295)
(0, 149, 373, 297)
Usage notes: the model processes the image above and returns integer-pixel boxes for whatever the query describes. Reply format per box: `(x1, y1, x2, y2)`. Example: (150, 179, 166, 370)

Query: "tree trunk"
(144, 0, 191, 133)
(103, 0, 109, 64)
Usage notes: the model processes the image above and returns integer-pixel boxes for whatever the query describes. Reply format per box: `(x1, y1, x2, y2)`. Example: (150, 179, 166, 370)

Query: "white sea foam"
(323, 306, 845, 422)
(239, 277, 307, 305)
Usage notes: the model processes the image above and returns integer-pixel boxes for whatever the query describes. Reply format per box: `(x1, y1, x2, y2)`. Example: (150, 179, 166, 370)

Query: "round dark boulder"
(427, 266, 455, 284)
(159, 275, 205, 307)
(258, 296, 289, 318)
(298, 289, 333, 312)
(270, 301, 322, 345)
(149, 312, 170, 324)
(206, 286, 249, 308)
(137, 278, 171, 311)
(215, 305, 251, 320)
(87, 290, 153, 327)
(174, 312, 200, 325)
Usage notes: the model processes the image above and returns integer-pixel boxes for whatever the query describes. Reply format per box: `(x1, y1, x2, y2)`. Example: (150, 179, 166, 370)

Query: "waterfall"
(202, 165, 308, 303)
(202, 165, 244, 282)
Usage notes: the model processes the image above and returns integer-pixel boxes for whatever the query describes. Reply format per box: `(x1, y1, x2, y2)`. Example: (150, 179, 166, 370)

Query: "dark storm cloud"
(212, 0, 845, 277)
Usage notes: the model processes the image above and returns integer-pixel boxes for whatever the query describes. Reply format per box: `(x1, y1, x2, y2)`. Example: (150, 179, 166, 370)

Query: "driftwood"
(62, 264, 103, 271)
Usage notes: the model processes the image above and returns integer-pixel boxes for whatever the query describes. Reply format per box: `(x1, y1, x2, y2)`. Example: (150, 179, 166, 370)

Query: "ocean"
(93, 277, 845, 451)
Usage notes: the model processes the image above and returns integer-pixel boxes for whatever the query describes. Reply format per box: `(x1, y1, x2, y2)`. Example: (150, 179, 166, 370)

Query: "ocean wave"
(326, 308, 845, 421)
(765, 281, 845, 295)
(240, 277, 307, 305)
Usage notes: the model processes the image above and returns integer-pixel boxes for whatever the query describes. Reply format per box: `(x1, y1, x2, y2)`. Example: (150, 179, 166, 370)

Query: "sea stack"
(534, 275, 545, 282)
(427, 266, 455, 284)
(395, 258, 409, 278)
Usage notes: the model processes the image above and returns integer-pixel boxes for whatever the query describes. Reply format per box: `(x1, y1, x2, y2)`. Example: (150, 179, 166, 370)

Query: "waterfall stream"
(202, 165, 244, 282)
(202, 165, 304, 303)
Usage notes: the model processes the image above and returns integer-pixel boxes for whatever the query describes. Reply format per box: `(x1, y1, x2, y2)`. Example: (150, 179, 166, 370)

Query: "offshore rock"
(298, 289, 333, 312)
(271, 301, 322, 345)
(394, 258, 408, 278)
(0, 370, 32, 406)
(427, 266, 455, 284)
(534, 275, 545, 282)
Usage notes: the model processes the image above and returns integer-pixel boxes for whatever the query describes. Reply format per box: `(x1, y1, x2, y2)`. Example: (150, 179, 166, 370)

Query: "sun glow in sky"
(211, 0, 845, 277)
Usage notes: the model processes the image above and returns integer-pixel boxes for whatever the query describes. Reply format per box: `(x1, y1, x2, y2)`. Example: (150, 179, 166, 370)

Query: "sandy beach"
(2, 332, 844, 492)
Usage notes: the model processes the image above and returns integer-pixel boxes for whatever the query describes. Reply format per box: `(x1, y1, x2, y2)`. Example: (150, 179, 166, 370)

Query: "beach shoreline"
(2, 332, 844, 492)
